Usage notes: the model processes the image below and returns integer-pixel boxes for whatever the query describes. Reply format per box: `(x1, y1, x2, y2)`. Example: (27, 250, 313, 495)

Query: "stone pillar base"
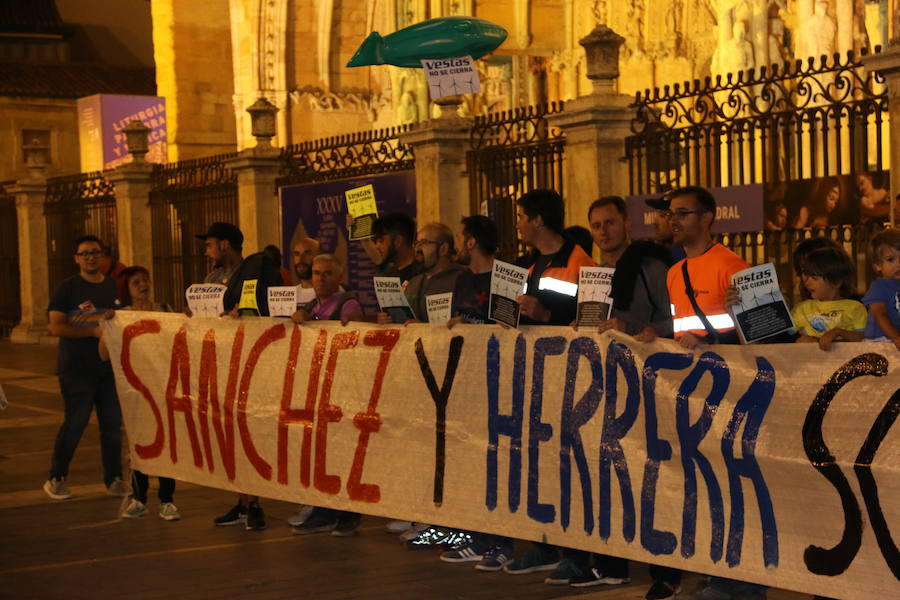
(10, 324, 54, 345)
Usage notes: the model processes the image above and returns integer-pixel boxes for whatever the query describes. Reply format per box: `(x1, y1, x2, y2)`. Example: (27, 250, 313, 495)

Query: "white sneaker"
(43, 477, 72, 500)
(399, 522, 428, 541)
(287, 505, 315, 527)
(386, 520, 413, 534)
(122, 498, 149, 518)
(106, 477, 129, 496)
(159, 502, 181, 521)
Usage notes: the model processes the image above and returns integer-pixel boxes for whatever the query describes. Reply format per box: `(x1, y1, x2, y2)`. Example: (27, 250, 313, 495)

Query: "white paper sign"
(731, 263, 795, 343)
(185, 283, 227, 317)
(577, 267, 615, 327)
(374, 277, 415, 323)
(267, 286, 298, 317)
(296, 286, 316, 309)
(425, 293, 453, 325)
(489, 260, 528, 328)
(421, 56, 481, 100)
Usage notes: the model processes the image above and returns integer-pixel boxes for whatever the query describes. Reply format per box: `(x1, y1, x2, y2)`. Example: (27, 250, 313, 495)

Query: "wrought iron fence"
(149, 154, 238, 310)
(467, 102, 566, 260)
(45, 172, 118, 293)
(278, 125, 415, 186)
(626, 51, 889, 195)
(0, 181, 20, 336)
(716, 222, 884, 307)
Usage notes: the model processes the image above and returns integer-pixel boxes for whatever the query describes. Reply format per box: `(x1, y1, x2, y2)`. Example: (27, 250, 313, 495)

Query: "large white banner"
(102, 313, 900, 599)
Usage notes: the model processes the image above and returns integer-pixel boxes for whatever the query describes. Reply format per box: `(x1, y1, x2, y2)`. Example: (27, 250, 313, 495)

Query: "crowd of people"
(39, 185, 900, 600)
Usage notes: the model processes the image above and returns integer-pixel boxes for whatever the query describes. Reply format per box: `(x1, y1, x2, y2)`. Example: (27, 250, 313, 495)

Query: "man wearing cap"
(196, 221, 283, 531)
(199, 222, 245, 286)
(645, 192, 687, 263)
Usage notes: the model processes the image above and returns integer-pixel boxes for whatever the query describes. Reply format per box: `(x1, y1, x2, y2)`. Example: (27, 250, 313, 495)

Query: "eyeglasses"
(661, 209, 706, 221)
(413, 239, 440, 248)
(75, 250, 103, 257)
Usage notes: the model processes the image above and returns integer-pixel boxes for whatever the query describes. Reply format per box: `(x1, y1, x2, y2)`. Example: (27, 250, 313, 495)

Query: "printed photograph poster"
(731, 263, 795, 343)
(280, 171, 416, 316)
(489, 260, 528, 328)
(626, 183, 764, 239)
(577, 266, 615, 327)
(764, 171, 891, 230)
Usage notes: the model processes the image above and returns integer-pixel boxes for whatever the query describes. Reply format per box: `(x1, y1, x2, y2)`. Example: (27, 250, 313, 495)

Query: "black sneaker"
(292, 510, 337, 535)
(645, 579, 679, 600)
(331, 513, 361, 537)
(213, 501, 247, 526)
(245, 501, 266, 531)
(569, 567, 630, 588)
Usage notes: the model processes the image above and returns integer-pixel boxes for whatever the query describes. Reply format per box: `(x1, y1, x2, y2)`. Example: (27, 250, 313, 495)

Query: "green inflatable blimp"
(346, 17, 508, 68)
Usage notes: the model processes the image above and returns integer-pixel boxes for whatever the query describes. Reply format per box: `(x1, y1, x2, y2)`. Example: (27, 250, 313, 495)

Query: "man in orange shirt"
(648, 186, 767, 600)
(663, 186, 748, 349)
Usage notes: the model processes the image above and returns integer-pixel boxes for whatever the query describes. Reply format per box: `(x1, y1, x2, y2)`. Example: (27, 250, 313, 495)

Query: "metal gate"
(0, 181, 20, 336)
(44, 172, 118, 294)
(466, 102, 566, 261)
(149, 154, 238, 311)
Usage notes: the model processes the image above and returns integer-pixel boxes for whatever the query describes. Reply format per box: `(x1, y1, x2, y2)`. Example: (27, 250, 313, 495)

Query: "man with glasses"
(650, 186, 748, 349)
(378, 222, 465, 323)
(44, 235, 126, 500)
(641, 187, 763, 600)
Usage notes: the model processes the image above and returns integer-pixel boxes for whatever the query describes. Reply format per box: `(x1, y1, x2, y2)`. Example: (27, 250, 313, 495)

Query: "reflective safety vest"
(522, 240, 596, 325)
(666, 244, 749, 339)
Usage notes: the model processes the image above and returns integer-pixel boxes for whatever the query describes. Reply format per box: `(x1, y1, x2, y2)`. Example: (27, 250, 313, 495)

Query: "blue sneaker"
(503, 546, 560, 574)
(441, 540, 488, 563)
(544, 557, 588, 585)
(475, 545, 514, 572)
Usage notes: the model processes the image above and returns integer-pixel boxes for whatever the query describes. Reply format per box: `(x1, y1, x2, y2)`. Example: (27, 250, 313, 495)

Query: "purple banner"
(626, 183, 764, 238)
(280, 172, 417, 315)
(77, 94, 167, 171)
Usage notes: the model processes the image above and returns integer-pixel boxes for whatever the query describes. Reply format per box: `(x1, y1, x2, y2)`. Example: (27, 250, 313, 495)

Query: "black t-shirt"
(454, 270, 493, 324)
(377, 260, 424, 285)
(48, 275, 118, 376)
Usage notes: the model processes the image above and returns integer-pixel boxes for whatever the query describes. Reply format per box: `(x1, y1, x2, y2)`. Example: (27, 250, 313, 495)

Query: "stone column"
(107, 121, 155, 273)
(10, 143, 51, 343)
(225, 98, 282, 253)
(547, 25, 634, 226)
(398, 97, 472, 227)
(862, 44, 900, 225)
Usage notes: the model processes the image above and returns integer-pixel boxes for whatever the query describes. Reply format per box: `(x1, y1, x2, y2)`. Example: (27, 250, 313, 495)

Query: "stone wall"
(151, 0, 237, 160)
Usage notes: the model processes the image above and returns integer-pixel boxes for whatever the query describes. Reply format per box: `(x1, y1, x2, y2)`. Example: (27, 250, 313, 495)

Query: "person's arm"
(48, 310, 103, 339)
(643, 260, 674, 337)
(339, 299, 366, 325)
(818, 328, 864, 351)
(869, 302, 900, 350)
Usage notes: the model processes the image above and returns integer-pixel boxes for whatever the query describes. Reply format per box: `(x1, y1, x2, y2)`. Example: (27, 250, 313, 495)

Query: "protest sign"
(577, 267, 615, 327)
(103, 313, 900, 600)
(425, 293, 453, 325)
(238, 280, 259, 313)
(731, 263, 794, 343)
(185, 284, 226, 317)
(421, 56, 480, 99)
(489, 260, 528, 328)
(345, 184, 378, 241)
(374, 277, 415, 323)
(267, 286, 298, 318)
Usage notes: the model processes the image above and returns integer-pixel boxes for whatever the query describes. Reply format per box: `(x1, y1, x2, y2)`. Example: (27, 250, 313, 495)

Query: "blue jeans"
(49, 370, 122, 486)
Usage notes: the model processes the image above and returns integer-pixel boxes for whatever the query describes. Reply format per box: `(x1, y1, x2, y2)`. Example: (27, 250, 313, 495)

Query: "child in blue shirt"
(863, 228, 900, 349)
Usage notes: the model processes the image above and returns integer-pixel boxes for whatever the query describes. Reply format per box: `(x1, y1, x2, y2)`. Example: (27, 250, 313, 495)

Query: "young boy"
(792, 246, 867, 351)
(862, 228, 900, 349)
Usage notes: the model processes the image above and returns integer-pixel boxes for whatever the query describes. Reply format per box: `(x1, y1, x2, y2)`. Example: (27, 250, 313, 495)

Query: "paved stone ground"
(0, 340, 809, 600)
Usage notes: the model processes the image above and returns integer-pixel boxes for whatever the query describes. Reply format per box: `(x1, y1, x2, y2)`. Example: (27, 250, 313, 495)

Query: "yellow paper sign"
(345, 184, 378, 241)
(238, 279, 259, 312)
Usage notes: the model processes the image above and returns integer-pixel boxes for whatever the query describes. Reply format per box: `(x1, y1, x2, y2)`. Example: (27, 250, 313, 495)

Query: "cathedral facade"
(152, 0, 893, 160)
